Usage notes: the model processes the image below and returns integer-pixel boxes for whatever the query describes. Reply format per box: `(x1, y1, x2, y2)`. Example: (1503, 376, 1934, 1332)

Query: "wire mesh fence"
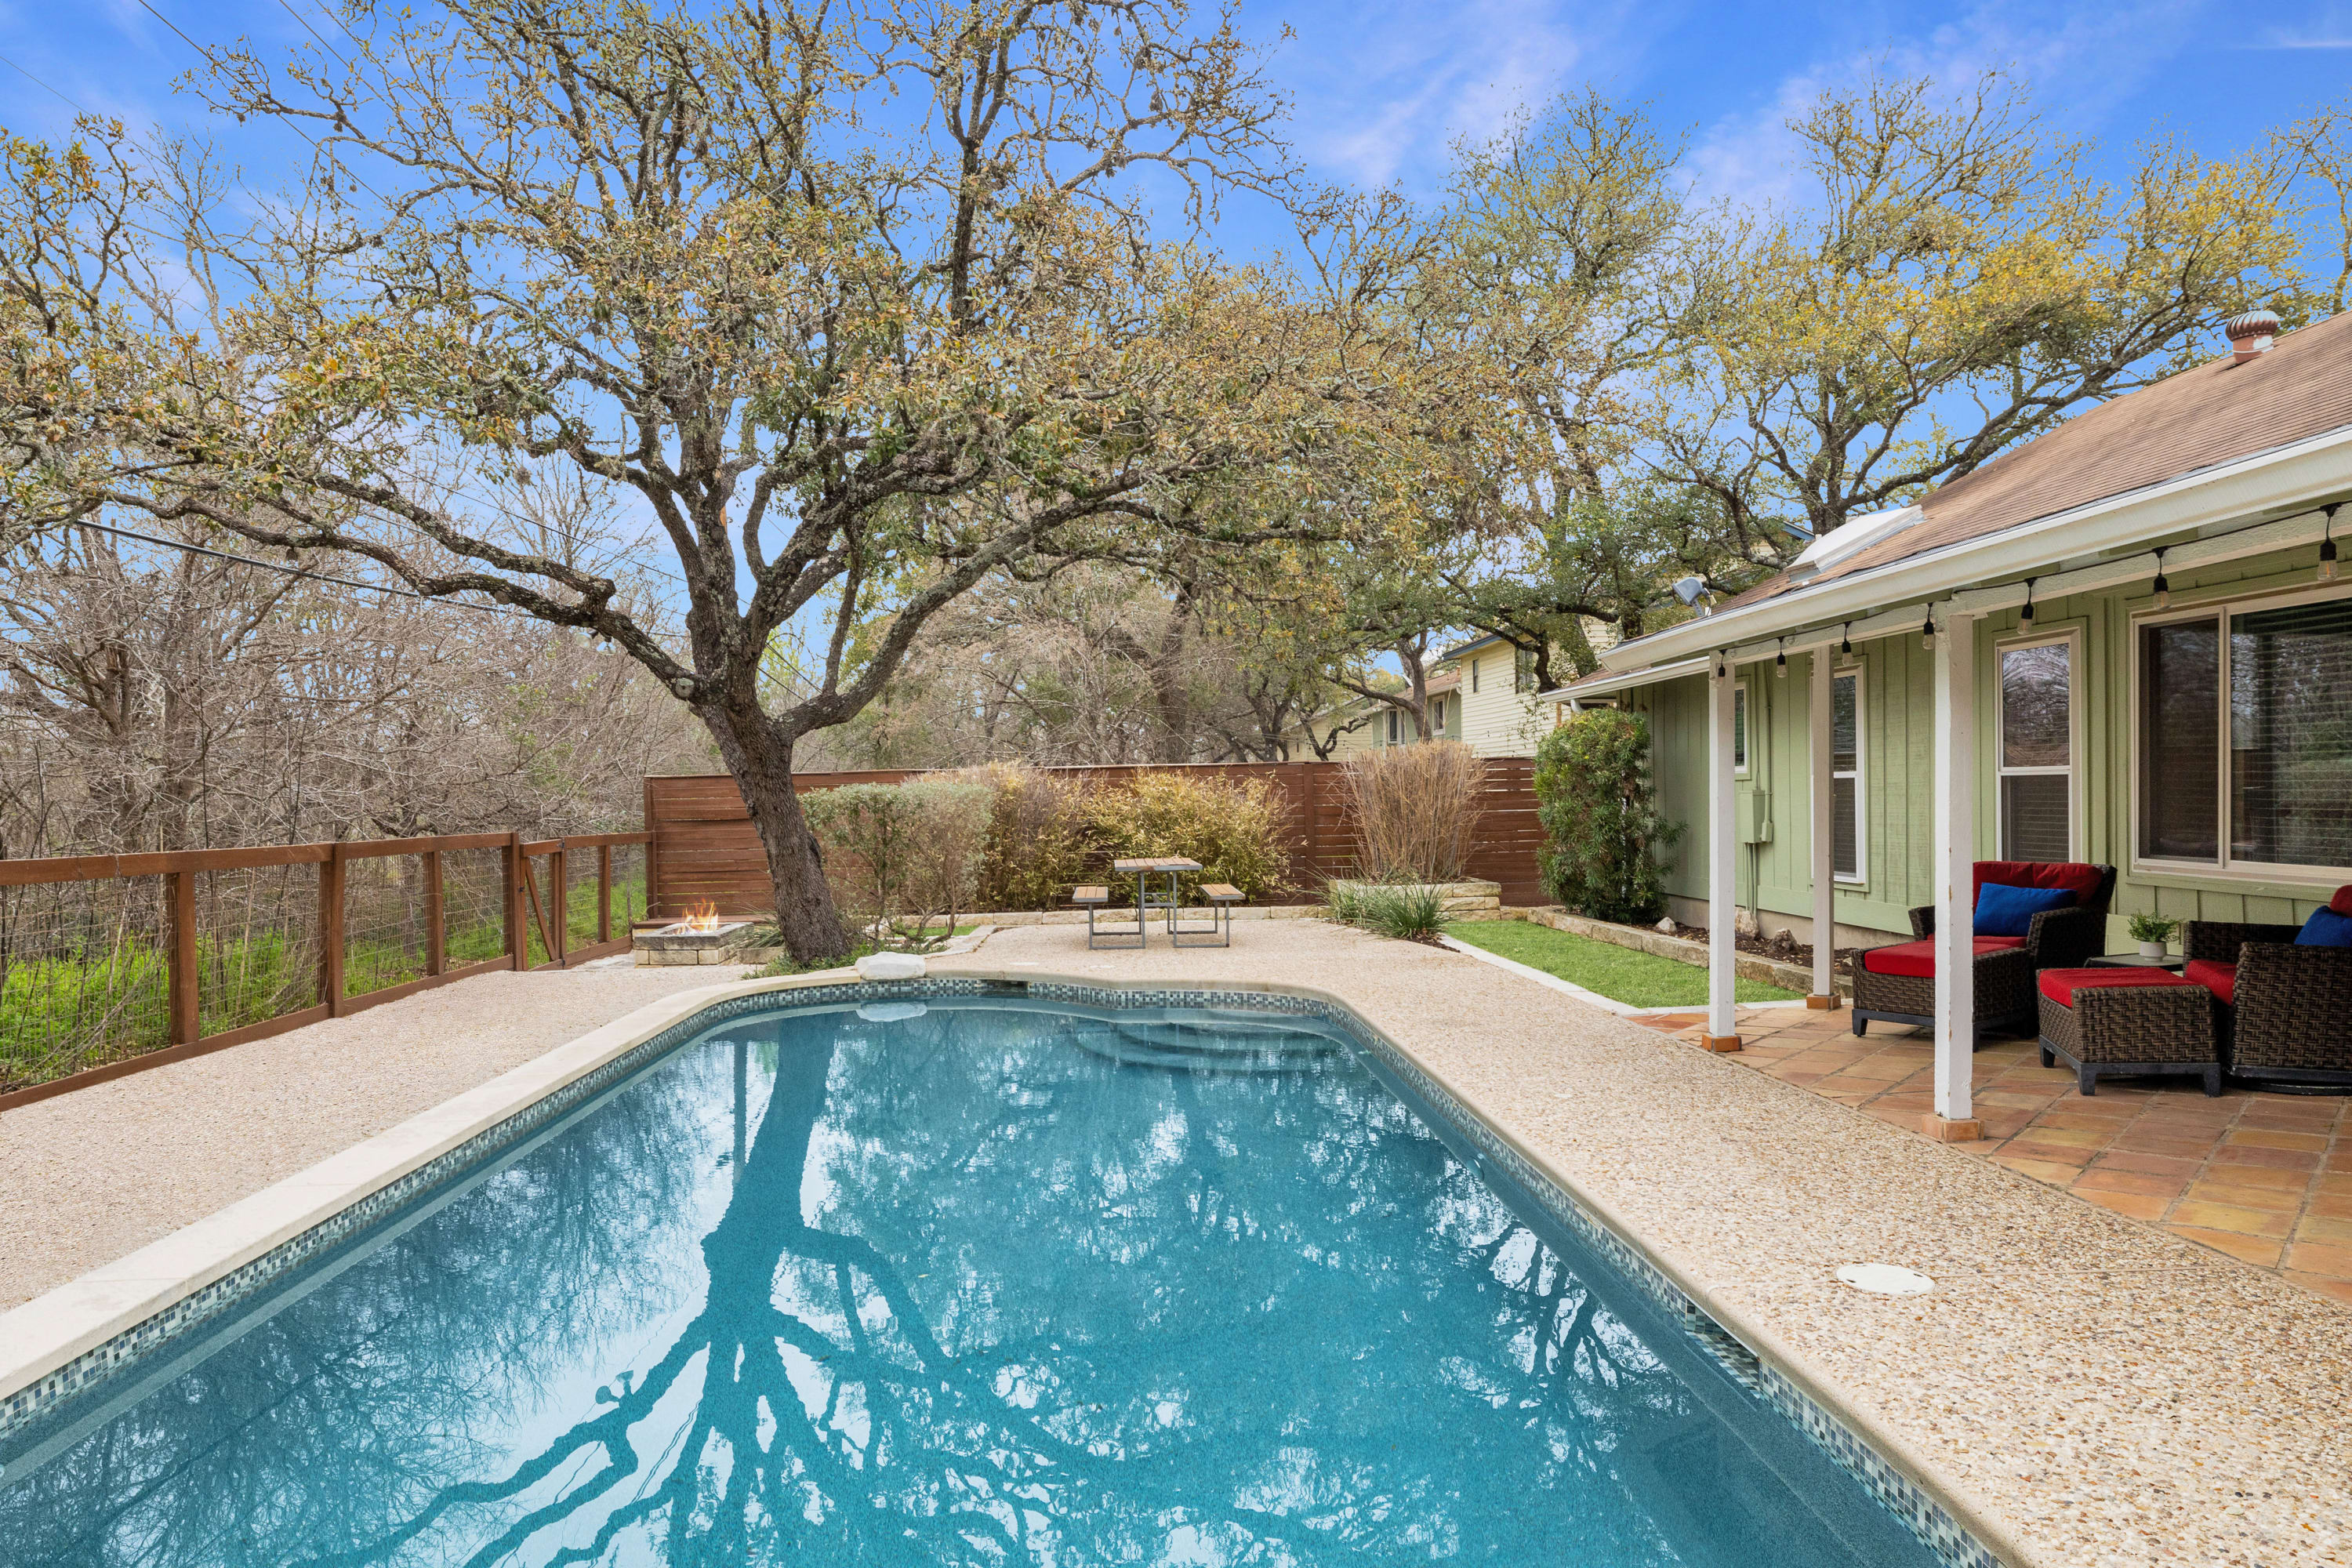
(441, 847, 509, 967)
(0, 875, 172, 1091)
(0, 833, 649, 1096)
(610, 843, 647, 930)
(196, 865, 321, 1037)
(564, 850, 601, 950)
(343, 855, 430, 999)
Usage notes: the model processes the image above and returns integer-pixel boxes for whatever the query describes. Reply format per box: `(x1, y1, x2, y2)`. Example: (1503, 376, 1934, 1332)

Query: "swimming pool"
(0, 984, 1958, 1566)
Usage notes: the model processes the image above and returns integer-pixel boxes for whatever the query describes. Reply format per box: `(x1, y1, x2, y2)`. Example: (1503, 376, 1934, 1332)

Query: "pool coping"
(0, 965, 2028, 1567)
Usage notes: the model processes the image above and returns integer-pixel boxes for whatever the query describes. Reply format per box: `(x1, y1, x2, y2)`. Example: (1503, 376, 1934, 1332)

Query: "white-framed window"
(1732, 681, 1751, 776)
(1385, 709, 1401, 745)
(1469, 657, 1480, 694)
(1514, 645, 1538, 693)
(2134, 583, 2352, 880)
(1996, 630, 2079, 862)
(1830, 666, 1865, 882)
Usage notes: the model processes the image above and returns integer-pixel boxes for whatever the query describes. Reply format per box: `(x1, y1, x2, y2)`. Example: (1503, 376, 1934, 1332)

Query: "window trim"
(1829, 663, 1867, 885)
(1469, 657, 1479, 695)
(1994, 626, 2082, 863)
(2129, 579, 2352, 885)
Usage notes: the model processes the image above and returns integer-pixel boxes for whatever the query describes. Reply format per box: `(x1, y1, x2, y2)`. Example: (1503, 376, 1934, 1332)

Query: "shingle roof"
(1719, 312, 2352, 614)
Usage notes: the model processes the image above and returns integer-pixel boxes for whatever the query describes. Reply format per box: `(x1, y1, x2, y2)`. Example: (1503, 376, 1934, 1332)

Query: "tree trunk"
(699, 706, 853, 963)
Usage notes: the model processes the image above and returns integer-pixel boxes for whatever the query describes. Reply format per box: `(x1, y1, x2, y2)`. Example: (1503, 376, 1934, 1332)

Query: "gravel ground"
(0, 962, 753, 1308)
(938, 923, 2352, 1568)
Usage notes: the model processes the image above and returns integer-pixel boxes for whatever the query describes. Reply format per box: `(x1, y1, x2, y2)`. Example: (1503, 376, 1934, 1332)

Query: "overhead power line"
(67, 518, 549, 620)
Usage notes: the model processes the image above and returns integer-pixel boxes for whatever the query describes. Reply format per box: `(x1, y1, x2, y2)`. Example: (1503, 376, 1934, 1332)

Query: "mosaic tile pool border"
(0, 975, 2003, 1568)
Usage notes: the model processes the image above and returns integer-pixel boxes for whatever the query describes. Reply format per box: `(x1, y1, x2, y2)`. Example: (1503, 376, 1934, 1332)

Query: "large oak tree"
(1, 0, 1417, 959)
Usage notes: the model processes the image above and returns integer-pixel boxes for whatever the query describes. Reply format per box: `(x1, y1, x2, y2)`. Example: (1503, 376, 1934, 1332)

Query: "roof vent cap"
(2227, 310, 2281, 365)
(1785, 503, 1925, 582)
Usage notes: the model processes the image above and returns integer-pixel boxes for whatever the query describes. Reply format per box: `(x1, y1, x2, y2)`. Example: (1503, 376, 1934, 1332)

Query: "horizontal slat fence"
(646, 759, 1548, 919)
(0, 829, 649, 1110)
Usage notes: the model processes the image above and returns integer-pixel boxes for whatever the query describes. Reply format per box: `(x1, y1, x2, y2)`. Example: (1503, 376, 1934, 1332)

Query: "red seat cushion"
(1862, 936, 2027, 978)
(2037, 967, 2199, 1008)
(2183, 958, 2238, 1006)
(2331, 886, 2352, 916)
(1972, 861, 2107, 908)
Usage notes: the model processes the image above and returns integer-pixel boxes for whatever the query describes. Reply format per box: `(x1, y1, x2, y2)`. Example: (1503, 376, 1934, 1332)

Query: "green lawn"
(1444, 919, 1802, 1008)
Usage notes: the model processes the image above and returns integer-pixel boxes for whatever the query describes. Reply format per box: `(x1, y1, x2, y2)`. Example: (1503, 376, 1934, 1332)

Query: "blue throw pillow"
(1975, 882, 2075, 938)
(2295, 906, 2352, 947)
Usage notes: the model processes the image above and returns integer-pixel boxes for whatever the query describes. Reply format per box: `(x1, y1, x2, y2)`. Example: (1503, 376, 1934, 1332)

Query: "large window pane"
(2001, 644, 2071, 768)
(2002, 775, 2071, 862)
(2230, 597, 2352, 867)
(1832, 777, 1859, 879)
(2140, 619, 2220, 861)
(1831, 673, 1857, 774)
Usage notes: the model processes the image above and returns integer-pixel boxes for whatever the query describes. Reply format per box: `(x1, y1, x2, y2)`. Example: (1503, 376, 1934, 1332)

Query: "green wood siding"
(1628, 543, 2344, 943)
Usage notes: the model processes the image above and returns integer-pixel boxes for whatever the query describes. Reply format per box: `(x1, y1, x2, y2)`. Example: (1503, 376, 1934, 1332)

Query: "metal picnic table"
(1077, 858, 1240, 949)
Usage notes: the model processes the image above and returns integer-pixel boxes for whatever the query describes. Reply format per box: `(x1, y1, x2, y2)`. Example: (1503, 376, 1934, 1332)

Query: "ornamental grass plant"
(1339, 741, 1486, 883)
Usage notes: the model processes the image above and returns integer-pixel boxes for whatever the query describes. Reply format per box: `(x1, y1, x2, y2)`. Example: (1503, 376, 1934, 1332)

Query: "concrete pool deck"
(2, 919, 2345, 1566)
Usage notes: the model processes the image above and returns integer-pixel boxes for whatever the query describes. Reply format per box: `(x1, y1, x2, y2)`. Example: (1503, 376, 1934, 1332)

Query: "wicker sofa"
(1852, 861, 2117, 1041)
(2181, 887, 2352, 1090)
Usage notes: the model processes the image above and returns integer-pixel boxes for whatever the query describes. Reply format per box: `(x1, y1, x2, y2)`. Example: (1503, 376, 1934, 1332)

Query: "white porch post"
(1928, 608, 1982, 1139)
(1807, 649, 1837, 1007)
(1705, 659, 1740, 1050)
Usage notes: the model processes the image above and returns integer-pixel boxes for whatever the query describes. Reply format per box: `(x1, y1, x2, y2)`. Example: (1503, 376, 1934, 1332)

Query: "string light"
(1922, 609, 1936, 651)
(2019, 579, 2036, 627)
(2322, 505, 2339, 583)
(1775, 637, 1788, 677)
(1715, 650, 1728, 680)
(2153, 547, 2170, 612)
(1840, 623, 1853, 658)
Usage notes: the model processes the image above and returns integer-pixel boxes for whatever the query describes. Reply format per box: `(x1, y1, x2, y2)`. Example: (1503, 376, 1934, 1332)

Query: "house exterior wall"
(1627, 540, 2347, 946)
(1454, 650, 1548, 757)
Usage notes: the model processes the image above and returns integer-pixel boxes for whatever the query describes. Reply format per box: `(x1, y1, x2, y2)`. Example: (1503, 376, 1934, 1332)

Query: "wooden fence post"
(167, 869, 199, 1045)
(321, 846, 347, 1016)
(504, 831, 523, 971)
(423, 849, 445, 976)
(642, 778, 662, 921)
(598, 844, 612, 943)
(551, 840, 568, 967)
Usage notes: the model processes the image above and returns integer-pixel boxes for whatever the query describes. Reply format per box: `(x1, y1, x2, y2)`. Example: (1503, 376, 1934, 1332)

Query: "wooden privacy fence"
(645, 759, 1547, 917)
(0, 829, 649, 1109)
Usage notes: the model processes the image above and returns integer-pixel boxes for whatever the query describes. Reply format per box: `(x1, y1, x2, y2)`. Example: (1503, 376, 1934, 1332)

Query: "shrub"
(1327, 881, 1445, 942)
(800, 779, 994, 951)
(935, 761, 1093, 912)
(1083, 771, 1291, 898)
(1341, 740, 1486, 882)
(1533, 710, 1682, 924)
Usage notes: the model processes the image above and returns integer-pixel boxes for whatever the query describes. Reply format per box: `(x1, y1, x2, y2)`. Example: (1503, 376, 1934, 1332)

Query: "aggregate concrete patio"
(1637, 1006, 2352, 1307)
(3, 919, 2347, 1567)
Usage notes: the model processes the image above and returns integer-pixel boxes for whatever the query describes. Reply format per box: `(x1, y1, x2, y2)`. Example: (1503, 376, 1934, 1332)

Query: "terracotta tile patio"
(1635, 1004, 2352, 1307)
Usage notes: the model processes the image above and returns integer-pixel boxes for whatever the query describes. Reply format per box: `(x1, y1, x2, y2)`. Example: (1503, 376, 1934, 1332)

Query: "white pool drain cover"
(857, 1001, 929, 1024)
(1835, 1263, 1933, 1296)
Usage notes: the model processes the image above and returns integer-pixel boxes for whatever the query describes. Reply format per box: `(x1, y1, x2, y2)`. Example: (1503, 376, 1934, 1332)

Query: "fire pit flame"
(680, 900, 720, 934)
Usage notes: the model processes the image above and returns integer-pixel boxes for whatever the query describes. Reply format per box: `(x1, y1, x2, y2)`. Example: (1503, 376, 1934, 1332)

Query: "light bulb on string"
(1775, 638, 1788, 677)
(2153, 547, 2170, 612)
(2019, 579, 2036, 628)
(1922, 610, 1936, 651)
(2322, 506, 2339, 583)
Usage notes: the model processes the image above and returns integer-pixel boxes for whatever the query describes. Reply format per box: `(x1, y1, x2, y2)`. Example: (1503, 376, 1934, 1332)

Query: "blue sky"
(6, 0, 2349, 256)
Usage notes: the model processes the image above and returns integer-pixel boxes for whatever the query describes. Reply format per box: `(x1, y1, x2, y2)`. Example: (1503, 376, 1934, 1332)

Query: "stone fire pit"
(633, 919, 757, 966)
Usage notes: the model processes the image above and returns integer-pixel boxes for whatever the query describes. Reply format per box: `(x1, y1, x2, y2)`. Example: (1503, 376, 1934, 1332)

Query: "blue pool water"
(0, 994, 1943, 1566)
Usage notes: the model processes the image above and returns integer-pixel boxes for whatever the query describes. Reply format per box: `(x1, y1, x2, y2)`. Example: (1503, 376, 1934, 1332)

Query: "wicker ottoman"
(2036, 969, 2220, 1097)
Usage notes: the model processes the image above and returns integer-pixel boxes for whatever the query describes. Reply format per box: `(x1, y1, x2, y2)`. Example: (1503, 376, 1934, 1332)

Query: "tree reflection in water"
(0, 1001, 1933, 1567)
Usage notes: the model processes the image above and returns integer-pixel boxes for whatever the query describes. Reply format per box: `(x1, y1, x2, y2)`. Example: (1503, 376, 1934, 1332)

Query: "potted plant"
(2126, 913, 2180, 961)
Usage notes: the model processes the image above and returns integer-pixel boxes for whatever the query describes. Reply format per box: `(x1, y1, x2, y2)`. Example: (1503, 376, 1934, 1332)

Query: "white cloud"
(1684, 0, 2208, 213)
(1272, 0, 1647, 191)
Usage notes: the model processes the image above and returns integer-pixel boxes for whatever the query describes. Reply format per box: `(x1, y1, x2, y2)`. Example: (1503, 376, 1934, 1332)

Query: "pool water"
(0, 995, 1941, 1566)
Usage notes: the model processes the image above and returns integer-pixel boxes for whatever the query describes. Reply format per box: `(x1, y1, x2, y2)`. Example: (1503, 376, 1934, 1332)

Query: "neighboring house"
(1434, 635, 1548, 757)
(1284, 672, 1461, 758)
(1549, 309, 2352, 1128)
